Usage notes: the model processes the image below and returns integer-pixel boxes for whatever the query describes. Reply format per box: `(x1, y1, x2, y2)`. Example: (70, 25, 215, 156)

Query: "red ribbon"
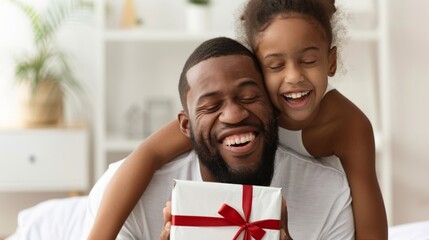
(172, 185, 280, 240)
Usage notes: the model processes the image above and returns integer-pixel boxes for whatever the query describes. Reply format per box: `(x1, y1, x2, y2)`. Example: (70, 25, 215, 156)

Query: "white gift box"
(170, 180, 282, 240)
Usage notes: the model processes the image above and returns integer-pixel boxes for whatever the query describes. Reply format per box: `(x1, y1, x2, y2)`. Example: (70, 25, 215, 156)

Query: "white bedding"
(6, 196, 429, 240)
(389, 220, 429, 240)
(6, 196, 87, 240)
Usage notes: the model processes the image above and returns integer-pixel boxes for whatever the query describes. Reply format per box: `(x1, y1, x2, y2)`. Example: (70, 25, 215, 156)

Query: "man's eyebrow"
(237, 78, 260, 88)
(196, 79, 260, 103)
(197, 91, 220, 103)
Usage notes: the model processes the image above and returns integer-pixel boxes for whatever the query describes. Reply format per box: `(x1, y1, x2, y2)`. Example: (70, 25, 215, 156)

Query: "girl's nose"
(284, 64, 304, 85)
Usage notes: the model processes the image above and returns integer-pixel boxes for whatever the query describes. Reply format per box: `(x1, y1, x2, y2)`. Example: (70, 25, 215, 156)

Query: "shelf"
(104, 29, 235, 42)
(103, 28, 380, 43)
(0, 122, 87, 131)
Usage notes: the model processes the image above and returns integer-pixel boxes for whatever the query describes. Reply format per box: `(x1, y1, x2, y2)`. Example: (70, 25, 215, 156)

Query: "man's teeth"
(222, 133, 255, 146)
(284, 90, 310, 99)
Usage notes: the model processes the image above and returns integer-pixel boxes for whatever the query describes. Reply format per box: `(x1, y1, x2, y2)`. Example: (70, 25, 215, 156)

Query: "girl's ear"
(328, 46, 337, 77)
(178, 111, 191, 138)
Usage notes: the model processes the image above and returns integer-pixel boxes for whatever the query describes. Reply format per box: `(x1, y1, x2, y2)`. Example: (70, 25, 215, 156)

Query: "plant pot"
(18, 81, 63, 127)
(186, 4, 210, 33)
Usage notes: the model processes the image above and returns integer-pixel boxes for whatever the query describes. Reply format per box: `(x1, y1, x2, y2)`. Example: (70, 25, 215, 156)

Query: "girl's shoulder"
(321, 89, 370, 125)
(303, 89, 373, 156)
(321, 89, 374, 152)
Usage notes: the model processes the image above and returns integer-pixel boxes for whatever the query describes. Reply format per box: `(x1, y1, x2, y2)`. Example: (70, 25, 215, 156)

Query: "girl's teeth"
(285, 91, 309, 99)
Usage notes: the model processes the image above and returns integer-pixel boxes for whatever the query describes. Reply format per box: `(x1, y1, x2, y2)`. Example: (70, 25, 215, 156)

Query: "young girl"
(87, 0, 387, 239)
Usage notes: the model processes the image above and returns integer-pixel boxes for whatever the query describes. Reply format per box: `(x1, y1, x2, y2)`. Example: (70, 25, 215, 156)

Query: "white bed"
(6, 196, 429, 240)
(6, 196, 87, 240)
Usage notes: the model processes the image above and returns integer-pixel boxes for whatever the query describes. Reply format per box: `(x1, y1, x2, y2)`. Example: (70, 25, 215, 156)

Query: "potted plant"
(188, 0, 210, 5)
(186, 0, 211, 33)
(12, 0, 89, 126)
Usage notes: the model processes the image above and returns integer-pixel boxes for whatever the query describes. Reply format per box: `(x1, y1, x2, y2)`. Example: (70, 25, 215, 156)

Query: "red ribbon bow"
(172, 185, 280, 240)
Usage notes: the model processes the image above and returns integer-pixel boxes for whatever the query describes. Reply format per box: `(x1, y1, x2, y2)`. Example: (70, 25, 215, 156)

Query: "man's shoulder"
(274, 147, 354, 239)
(155, 150, 198, 174)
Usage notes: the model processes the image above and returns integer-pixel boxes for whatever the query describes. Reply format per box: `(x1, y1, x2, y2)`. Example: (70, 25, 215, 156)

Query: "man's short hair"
(178, 37, 262, 111)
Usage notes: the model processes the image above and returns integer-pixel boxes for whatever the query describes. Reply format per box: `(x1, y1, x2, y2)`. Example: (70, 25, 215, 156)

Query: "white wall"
(390, 0, 429, 225)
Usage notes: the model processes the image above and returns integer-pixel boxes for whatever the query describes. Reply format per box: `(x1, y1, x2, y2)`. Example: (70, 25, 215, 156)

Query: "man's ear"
(328, 46, 337, 77)
(178, 110, 191, 138)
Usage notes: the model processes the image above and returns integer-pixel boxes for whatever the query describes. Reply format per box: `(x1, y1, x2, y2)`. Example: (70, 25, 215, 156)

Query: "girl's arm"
(334, 101, 388, 240)
(87, 119, 192, 240)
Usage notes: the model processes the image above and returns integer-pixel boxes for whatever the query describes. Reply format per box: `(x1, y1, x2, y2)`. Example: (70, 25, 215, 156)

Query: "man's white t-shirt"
(83, 147, 354, 240)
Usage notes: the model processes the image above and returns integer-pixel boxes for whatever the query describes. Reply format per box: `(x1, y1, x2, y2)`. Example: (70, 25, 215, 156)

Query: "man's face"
(179, 55, 278, 186)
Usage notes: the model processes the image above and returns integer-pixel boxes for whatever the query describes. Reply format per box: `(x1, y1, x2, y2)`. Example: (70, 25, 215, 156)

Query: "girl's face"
(255, 15, 337, 127)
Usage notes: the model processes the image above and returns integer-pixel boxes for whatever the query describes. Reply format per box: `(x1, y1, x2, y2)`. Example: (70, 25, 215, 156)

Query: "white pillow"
(389, 221, 429, 240)
(7, 196, 87, 240)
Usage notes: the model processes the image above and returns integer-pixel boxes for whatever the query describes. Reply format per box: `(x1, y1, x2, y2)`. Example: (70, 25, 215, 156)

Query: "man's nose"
(219, 101, 249, 124)
(284, 64, 304, 85)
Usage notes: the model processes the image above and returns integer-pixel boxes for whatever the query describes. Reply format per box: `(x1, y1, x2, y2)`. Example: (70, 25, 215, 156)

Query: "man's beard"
(190, 118, 278, 186)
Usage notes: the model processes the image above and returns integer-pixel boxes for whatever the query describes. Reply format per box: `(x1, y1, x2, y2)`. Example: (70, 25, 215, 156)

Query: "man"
(83, 37, 354, 239)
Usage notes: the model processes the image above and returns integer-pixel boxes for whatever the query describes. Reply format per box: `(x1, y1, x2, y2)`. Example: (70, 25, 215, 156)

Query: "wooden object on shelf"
(121, 0, 138, 28)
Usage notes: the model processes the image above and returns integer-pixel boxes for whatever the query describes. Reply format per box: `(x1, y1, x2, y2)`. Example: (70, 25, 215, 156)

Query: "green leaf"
(188, 0, 210, 5)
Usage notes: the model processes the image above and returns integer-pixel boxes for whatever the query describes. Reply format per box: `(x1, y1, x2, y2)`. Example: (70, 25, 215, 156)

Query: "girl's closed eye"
(265, 62, 285, 72)
(301, 58, 317, 66)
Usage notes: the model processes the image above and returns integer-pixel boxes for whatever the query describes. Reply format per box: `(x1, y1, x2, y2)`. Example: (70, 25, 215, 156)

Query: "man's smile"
(222, 132, 255, 146)
(218, 130, 260, 156)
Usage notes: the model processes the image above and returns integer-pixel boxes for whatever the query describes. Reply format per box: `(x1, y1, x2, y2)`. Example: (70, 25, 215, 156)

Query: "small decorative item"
(185, 0, 211, 33)
(121, 0, 142, 28)
(124, 103, 144, 139)
(144, 99, 173, 136)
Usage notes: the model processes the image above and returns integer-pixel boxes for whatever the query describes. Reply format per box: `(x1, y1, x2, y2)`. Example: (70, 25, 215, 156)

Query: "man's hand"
(281, 197, 293, 240)
(159, 201, 172, 240)
(159, 199, 293, 240)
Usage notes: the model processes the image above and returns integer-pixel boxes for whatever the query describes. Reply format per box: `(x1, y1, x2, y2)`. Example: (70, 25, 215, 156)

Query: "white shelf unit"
(93, 0, 391, 222)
